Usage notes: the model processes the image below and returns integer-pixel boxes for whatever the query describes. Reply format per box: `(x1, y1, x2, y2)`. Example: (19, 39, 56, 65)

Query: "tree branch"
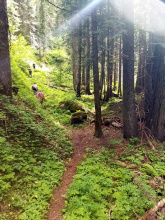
(44, 0, 67, 11)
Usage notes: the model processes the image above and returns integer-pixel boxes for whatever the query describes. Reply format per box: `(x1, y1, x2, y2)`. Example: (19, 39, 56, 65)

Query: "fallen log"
(86, 107, 95, 116)
(76, 100, 95, 116)
(44, 83, 67, 92)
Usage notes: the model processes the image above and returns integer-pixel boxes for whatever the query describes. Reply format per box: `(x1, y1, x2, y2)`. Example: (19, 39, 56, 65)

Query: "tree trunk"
(113, 49, 118, 91)
(100, 37, 105, 100)
(76, 22, 82, 97)
(85, 17, 91, 95)
(71, 30, 78, 91)
(136, 29, 146, 93)
(91, 8, 102, 138)
(144, 33, 154, 127)
(105, 35, 110, 101)
(0, 0, 12, 96)
(145, 35, 165, 141)
(122, 0, 137, 138)
(82, 22, 86, 86)
(118, 36, 122, 96)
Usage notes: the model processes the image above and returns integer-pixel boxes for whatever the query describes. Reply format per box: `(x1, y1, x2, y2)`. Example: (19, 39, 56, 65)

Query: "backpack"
(32, 85, 38, 91)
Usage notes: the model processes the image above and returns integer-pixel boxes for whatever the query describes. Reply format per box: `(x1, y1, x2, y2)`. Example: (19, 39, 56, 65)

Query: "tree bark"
(118, 36, 122, 96)
(0, 0, 12, 96)
(76, 22, 82, 97)
(82, 22, 86, 86)
(113, 49, 118, 91)
(105, 32, 113, 101)
(136, 29, 146, 93)
(122, 0, 137, 138)
(105, 0, 114, 101)
(71, 30, 78, 91)
(91, 8, 102, 138)
(100, 37, 105, 100)
(145, 35, 165, 141)
(85, 17, 91, 95)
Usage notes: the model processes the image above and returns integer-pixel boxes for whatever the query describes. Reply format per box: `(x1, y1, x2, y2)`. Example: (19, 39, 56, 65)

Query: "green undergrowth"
(0, 137, 64, 220)
(0, 95, 72, 220)
(63, 142, 165, 220)
(0, 36, 75, 219)
(10, 36, 94, 125)
(0, 34, 97, 220)
(102, 98, 122, 117)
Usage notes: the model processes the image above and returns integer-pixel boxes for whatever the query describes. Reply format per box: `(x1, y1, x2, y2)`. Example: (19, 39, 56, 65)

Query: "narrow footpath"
(46, 123, 122, 220)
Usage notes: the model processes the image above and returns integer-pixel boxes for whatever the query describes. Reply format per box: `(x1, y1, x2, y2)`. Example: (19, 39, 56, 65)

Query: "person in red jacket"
(36, 90, 45, 104)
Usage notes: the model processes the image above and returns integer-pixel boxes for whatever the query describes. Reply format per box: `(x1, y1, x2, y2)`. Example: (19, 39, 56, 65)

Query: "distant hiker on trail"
(33, 63, 36, 69)
(32, 83, 38, 93)
(28, 67, 32, 77)
(36, 90, 45, 104)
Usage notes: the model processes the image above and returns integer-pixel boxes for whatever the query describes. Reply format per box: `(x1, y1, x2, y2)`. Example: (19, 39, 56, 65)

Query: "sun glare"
(53, 0, 165, 38)
(54, 0, 102, 36)
(111, 0, 165, 36)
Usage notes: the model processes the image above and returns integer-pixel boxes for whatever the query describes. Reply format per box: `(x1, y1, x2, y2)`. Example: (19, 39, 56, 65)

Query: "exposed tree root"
(138, 198, 165, 220)
(114, 160, 140, 169)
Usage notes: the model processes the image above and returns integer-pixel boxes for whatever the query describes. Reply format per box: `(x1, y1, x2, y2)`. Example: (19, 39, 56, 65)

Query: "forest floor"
(46, 122, 123, 220)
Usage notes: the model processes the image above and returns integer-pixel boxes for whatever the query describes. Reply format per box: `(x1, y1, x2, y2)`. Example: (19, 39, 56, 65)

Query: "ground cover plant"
(1, 31, 165, 220)
(0, 36, 74, 219)
(0, 94, 73, 220)
(0, 35, 97, 220)
(63, 142, 165, 220)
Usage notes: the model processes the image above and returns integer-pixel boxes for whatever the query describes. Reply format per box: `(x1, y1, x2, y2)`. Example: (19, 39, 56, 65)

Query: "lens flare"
(54, 0, 102, 36)
(111, 0, 165, 36)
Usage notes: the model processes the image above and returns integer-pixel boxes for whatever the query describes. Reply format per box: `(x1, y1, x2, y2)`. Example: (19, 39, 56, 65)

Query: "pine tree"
(122, 0, 137, 138)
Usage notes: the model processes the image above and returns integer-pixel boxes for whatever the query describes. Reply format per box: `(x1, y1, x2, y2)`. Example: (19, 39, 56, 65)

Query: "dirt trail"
(46, 124, 122, 220)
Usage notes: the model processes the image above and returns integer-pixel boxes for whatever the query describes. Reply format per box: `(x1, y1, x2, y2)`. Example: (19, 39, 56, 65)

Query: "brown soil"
(46, 123, 123, 220)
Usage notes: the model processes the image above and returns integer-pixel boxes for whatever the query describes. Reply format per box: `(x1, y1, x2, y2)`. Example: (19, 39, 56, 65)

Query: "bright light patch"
(54, 0, 102, 36)
(111, 0, 165, 36)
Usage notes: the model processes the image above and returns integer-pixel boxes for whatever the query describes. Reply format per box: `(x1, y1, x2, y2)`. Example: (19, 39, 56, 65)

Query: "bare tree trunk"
(85, 17, 91, 95)
(0, 0, 12, 96)
(118, 36, 122, 96)
(100, 37, 105, 100)
(82, 56, 85, 86)
(76, 22, 82, 97)
(122, 0, 137, 138)
(136, 29, 146, 93)
(91, 8, 102, 138)
(109, 36, 114, 97)
(145, 35, 165, 141)
(82, 22, 86, 86)
(105, 31, 114, 101)
(144, 33, 154, 127)
(71, 30, 78, 91)
(113, 49, 118, 91)
(105, 35, 111, 101)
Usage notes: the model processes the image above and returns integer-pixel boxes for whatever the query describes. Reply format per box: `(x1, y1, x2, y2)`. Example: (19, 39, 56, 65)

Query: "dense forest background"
(0, 0, 165, 219)
(2, 0, 165, 139)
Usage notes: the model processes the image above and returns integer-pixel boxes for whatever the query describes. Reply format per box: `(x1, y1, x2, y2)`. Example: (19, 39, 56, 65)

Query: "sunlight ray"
(53, 0, 102, 36)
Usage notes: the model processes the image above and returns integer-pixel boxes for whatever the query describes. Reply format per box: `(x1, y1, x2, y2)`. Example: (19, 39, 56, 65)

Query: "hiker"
(33, 63, 36, 69)
(37, 90, 45, 104)
(28, 67, 32, 77)
(32, 83, 38, 93)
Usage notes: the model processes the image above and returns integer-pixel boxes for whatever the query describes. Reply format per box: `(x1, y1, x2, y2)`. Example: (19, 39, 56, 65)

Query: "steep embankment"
(0, 94, 72, 220)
